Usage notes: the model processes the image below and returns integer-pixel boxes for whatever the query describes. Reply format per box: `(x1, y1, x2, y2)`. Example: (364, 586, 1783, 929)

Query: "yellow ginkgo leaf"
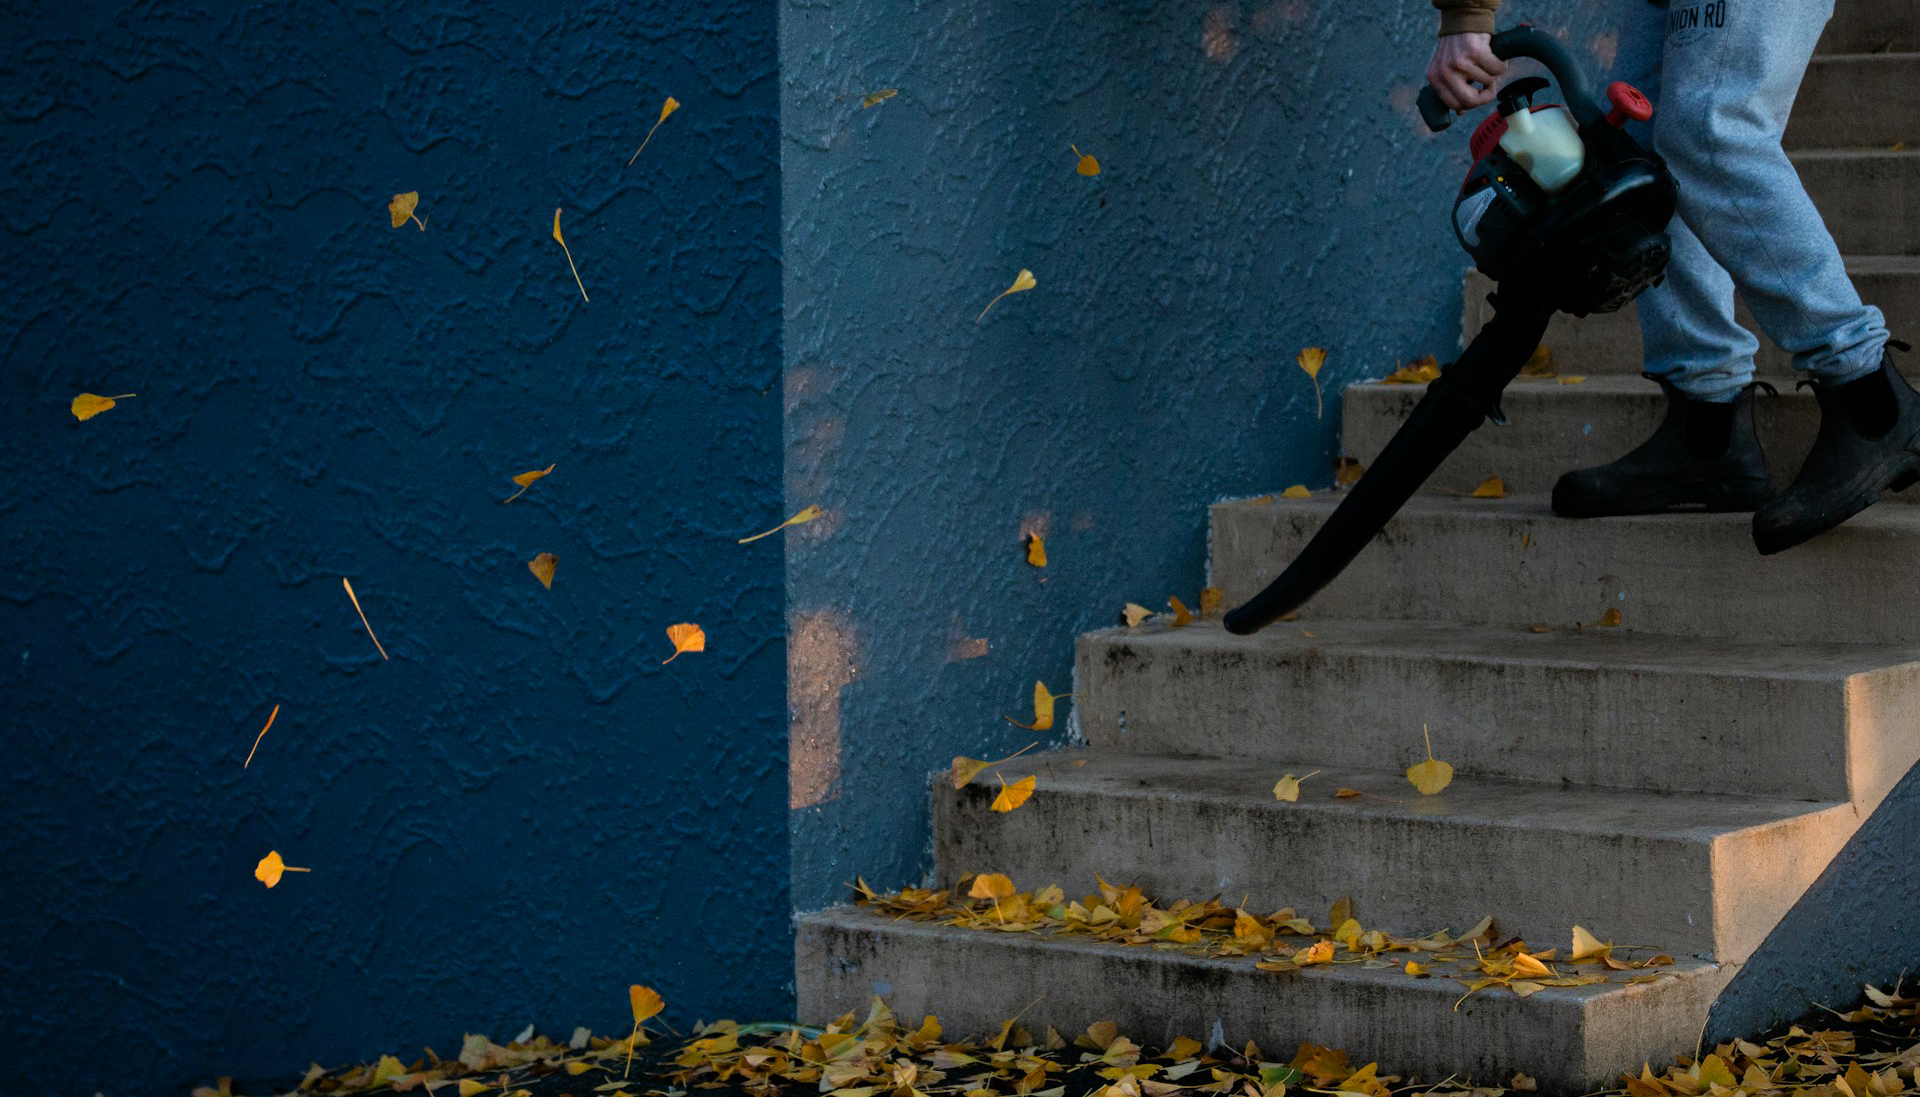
(1405, 961, 1430, 976)
(388, 192, 426, 231)
(528, 553, 558, 590)
(1168, 596, 1194, 627)
(1519, 344, 1555, 378)
(1025, 533, 1047, 567)
(1281, 484, 1312, 499)
(1297, 348, 1326, 419)
(991, 773, 1037, 812)
(71, 393, 135, 421)
(1070, 144, 1101, 176)
(662, 623, 705, 664)
(629, 985, 664, 1024)
(1406, 723, 1454, 795)
(1005, 681, 1070, 731)
(977, 269, 1036, 322)
(740, 504, 825, 543)
(1272, 769, 1320, 802)
(628, 96, 682, 166)
(1381, 356, 1442, 384)
(553, 208, 588, 303)
(1597, 608, 1623, 628)
(243, 704, 279, 769)
(952, 742, 1036, 789)
(1334, 787, 1363, 799)
(1199, 587, 1224, 618)
(1335, 456, 1366, 487)
(860, 89, 898, 108)
(1471, 476, 1508, 499)
(1558, 375, 1588, 385)
(968, 873, 1016, 901)
(1121, 603, 1153, 627)
(1294, 939, 1334, 965)
(1570, 925, 1612, 963)
(504, 463, 556, 504)
(253, 850, 310, 889)
(1512, 951, 1553, 978)
(342, 577, 390, 661)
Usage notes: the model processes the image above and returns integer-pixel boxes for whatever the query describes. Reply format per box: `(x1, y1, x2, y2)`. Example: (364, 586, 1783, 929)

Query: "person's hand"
(1426, 32, 1508, 112)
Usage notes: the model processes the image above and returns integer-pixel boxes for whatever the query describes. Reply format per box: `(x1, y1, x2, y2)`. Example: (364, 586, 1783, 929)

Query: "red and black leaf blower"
(1223, 25, 1676, 635)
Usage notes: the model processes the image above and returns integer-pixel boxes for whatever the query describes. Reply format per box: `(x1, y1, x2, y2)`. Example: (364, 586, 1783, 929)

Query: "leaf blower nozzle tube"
(1222, 291, 1554, 635)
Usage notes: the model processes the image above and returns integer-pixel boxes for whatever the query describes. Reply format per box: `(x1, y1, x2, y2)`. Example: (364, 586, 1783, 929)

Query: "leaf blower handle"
(1416, 25, 1608, 133)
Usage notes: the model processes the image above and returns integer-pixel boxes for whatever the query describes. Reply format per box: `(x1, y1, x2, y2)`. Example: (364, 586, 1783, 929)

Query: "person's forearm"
(1432, 0, 1500, 36)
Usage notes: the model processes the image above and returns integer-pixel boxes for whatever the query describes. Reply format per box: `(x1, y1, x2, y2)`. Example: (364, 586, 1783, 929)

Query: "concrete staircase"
(796, 7, 1920, 1092)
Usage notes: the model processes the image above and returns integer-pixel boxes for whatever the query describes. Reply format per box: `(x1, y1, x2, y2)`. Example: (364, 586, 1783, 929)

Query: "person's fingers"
(1455, 56, 1504, 86)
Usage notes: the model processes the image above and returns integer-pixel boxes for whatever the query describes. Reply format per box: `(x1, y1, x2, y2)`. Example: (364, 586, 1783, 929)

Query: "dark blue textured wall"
(0, 4, 785, 1095)
(780, 0, 1618, 910)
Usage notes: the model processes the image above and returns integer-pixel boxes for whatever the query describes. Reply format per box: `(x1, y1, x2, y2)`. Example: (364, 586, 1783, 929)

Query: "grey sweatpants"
(1611, 0, 1891, 401)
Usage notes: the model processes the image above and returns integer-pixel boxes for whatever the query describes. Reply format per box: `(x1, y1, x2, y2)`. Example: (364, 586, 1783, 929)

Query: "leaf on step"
(1381, 355, 1441, 384)
(1121, 603, 1153, 627)
(953, 744, 1034, 789)
(1471, 476, 1508, 498)
(1025, 533, 1047, 567)
(1571, 924, 1613, 963)
(1510, 1073, 1538, 1091)
(1405, 961, 1429, 976)
(1199, 587, 1224, 618)
(1512, 951, 1553, 978)
(1334, 787, 1363, 799)
(1558, 375, 1587, 385)
(968, 873, 1016, 900)
(978, 269, 1037, 322)
(1335, 457, 1366, 487)
(1281, 484, 1312, 499)
(71, 392, 135, 421)
(1329, 896, 1353, 926)
(1293, 939, 1334, 965)
(1596, 608, 1623, 628)
(527, 553, 557, 589)
(990, 773, 1037, 813)
(1529, 624, 1554, 633)
(1272, 770, 1320, 802)
(1405, 723, 1454, 795)
(1167, 596, 1194, 628)
(1519, 345, 1555, 378)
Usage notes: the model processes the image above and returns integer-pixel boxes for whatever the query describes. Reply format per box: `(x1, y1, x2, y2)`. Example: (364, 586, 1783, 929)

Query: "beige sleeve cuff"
(1434, 2, 1499, 36)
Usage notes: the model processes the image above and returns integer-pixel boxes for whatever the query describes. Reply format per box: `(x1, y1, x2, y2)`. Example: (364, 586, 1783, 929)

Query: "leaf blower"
(1223, 25, 1676, 635)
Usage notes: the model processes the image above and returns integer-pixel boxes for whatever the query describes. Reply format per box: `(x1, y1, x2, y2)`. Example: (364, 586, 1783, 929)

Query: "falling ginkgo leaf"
(342, 577, 389, 661)
(952, 742, 1037, 789)
(991, 773, 1037, 813)
(1471, 476, 1508, 498)
(625, 985, 665, 1078)
(662, 623, 705, 664)
(254, 850, 310, 888)
(1297, 348, 1326, 419)
(1024, 533, 1047, 567)
(1273, 770, 1320, 802)
(528, 553, 558, 589)
(1168, 596, 1194, 628)
(243, 704, 279, 769)
(1005, 681, 1071, 731)
(1406, 723, 1454, 795)
(740, 504, 824, 543)
(553, 208, 589, 303)
(861, 89, 898, 108)
(1597, 608, 1623, 628)
(1281, 484, 1312, 499)
(1070, 144, 1101, 176)
(1121, 603, 1153, 627)
(504, 463, 556, 504)
(71, 393, 135, 421)
(977, 269, 1036, 322)
(627, 96, 682, 166)
(1199, 588, 1224, 618)
(387, 192, 427, 231)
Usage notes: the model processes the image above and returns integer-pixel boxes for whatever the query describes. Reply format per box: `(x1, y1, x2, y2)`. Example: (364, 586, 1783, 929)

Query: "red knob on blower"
(1606, 81, 1653, 126)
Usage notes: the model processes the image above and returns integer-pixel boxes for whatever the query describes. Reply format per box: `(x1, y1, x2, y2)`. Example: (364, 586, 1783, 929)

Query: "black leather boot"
(1551, 374, 1774, 517)
(1752, 339, 1919, 555)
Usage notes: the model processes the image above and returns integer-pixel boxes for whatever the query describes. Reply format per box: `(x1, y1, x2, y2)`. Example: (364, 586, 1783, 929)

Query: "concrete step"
(1445, 257, 1919, 379)
(1797, 148, 1920, 254)
(797, 906, 1734, 1095)
(1819, 0, 1918, 53)
(1208, 493, 1920, 644)
(1338, 374, 1920, 502)
(1789, 53, 1920, 149)
(1075, 618, 1920, 806)
(933, 750, 1855, 963)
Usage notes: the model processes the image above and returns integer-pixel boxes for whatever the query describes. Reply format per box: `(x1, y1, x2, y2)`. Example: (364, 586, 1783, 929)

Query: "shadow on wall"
(1706, 761, 1920, 1042)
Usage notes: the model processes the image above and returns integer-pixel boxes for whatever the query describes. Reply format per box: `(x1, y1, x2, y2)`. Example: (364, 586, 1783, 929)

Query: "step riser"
(933, 770, 1855, 962)
(797, 911, 1737, 1096)
(1789, 55, 1920, 149)
(1454, 263, 1918, 377)
(1798, 153, 1920, 255)
(1210, 499, 1920, 644)
(1340, 382, 1920, 502)
(1819, 0, 1918, 53)
(1075, 628, 1920, 804)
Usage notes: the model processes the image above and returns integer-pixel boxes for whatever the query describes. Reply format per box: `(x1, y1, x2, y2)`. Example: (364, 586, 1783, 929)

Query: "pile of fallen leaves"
(854, 876, 1674, 1008)
(195, 981, 1920, 1097)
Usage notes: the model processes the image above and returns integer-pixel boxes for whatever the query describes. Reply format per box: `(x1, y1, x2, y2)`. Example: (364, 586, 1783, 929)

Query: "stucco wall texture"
(0, 5, 786, 1096)
(780, 0, 1618, 912)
